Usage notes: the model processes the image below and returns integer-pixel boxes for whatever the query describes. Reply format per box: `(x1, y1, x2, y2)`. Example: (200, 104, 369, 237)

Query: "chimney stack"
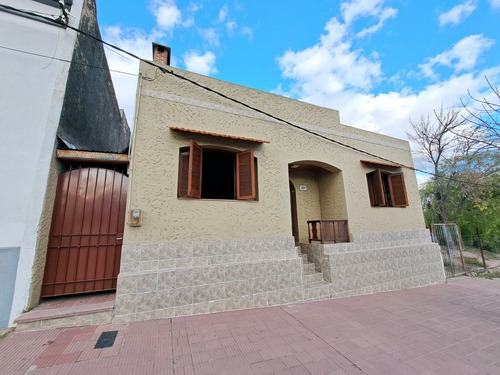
(152, 43, 171, 66)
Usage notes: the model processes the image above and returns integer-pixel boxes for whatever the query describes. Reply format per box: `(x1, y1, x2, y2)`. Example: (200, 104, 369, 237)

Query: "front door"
(41, 167, 128, 297)
(290, 181, 299, 243)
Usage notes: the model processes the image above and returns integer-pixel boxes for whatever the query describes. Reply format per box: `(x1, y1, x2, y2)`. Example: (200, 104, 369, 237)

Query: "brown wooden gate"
(41, 167, 128, 297)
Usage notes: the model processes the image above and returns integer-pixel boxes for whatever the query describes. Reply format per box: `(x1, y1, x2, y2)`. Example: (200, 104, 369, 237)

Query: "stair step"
(298, 253, 308, 263)
(303, 281, 331, 301)
(304, 272, 323, 284)
(303, 262, 316, 273)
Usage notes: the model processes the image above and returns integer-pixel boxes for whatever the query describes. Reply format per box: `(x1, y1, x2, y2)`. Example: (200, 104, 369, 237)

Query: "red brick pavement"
(1, 277, 500, 374)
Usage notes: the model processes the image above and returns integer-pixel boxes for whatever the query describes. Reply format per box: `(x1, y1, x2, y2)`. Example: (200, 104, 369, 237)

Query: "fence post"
(476, 227, 487, 269)
(454, 224, 467, 273)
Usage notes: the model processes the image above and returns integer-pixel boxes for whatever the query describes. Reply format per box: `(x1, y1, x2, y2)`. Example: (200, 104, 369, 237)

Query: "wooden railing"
(307, 220, 349, 244)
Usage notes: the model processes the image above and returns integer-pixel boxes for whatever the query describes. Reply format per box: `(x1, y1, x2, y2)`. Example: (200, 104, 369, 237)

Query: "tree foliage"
(409, 82, 500, 251)
(408, 105, 478, 223)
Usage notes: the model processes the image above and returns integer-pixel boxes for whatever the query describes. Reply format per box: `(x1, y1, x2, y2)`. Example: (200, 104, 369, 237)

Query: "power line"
(3, 4, 498, 189)
(0, 44, 138, 76)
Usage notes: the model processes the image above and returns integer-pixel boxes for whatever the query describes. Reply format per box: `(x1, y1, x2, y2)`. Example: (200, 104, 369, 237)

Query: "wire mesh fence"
(462, 235, 500, 255)
(430, 223, 466, 277)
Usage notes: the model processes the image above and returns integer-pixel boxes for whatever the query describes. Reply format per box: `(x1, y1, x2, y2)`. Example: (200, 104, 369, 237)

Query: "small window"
(366, 169, 408, 207)
(177, 141, 257, 200)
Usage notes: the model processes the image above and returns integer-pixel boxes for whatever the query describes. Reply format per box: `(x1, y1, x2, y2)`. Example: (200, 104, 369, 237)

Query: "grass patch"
(464, 257, 485, 268)
(472, 270, 500, 280)
(464, 246, 500, 261)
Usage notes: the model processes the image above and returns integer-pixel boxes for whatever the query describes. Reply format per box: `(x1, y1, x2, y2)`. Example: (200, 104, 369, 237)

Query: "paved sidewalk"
(1, 277, 499, 374)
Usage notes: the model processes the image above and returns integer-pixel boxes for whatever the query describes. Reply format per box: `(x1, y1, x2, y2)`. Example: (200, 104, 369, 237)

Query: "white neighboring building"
(0, 0, 84, 329)
(0, 0, 130, 328)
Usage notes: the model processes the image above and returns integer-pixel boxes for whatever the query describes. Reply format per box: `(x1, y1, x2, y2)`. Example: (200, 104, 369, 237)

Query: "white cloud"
(100, 1, 191, 128)
(356, 7, 397, 37)
(184, 51, 218, 75)
(488, 0, 500, 8)
(419, 34, 495, 80)
(101, 26, 161, 129)
(341, 0, 385, 24)
(218, 4, 229, 23)
(340, 0, 397, 36)
(226, 21, 237, 33)
(439, 0, 478, 26)
(150, 0, 182, 31)
(275, 8, 500, 163)
(199, 28, 220, 47)
(216, 5, 243, 35)
(240, 26, 253, 40)
(332, 73, 493, 140)
(277, 18, 382, 99)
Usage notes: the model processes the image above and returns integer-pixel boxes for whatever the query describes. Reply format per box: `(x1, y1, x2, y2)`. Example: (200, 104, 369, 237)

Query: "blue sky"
(96, 0, 500, 170)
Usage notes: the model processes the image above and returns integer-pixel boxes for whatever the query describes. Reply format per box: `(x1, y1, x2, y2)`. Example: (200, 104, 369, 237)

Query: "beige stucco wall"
(289, 166, 347, 243)
(125, 62, 425, 245)
(318, 168, 347, 221)
(27, 151, 61, 310)
(289, 169, 322, 243)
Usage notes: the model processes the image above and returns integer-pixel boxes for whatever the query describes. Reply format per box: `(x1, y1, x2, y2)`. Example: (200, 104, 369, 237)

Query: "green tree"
(458, 173, 500, 252)
(411, 103, 500, 251)
(408, 105, 475, 223)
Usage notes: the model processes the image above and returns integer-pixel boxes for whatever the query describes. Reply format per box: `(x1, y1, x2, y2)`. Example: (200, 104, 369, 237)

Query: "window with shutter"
(177, 142, 257, 200)
(388, 173, 408, 207)
(188, 141, 202, 198)
(366, 169, 386, 206)
(236, 149, 255, 200)
(177, 151, 189, 197)
(366, 168, 408, 207)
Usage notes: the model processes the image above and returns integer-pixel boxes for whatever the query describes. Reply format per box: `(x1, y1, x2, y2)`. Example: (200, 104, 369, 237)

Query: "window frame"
(177, 140, 257, 201)
(366, 168, 408, 207)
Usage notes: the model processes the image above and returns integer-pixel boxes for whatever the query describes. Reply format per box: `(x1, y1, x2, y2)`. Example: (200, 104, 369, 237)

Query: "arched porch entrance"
(288, 161, 348, 243)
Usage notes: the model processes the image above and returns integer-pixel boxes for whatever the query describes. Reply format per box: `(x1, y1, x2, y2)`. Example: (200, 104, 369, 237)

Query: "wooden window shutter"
(177, 151, 190, 197)
(236, 149, 255, 200)
(388, 173, 408, 207)
(367, 169, 386, 206)
(187, 140, 202, 198)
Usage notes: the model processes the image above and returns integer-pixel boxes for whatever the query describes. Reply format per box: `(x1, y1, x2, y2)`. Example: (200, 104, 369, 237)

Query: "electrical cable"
(0, 44, 139, 77)
(2, 4, 498, 189)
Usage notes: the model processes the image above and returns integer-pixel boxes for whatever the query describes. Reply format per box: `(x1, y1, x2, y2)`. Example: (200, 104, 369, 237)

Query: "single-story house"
(112, 45, 445, 323)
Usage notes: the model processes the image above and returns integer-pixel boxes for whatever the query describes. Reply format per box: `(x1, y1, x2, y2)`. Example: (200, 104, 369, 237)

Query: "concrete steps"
(303, 282, 332, 301)
(304, 271, 324, 284)
(297, 248, 330, 301)
(14, 293, 115, 331)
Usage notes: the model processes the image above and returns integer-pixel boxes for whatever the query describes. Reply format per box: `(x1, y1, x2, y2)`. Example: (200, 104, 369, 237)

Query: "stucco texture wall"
(125, 62, 425, 245)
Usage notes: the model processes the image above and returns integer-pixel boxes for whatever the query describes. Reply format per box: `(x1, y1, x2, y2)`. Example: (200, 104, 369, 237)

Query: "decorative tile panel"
(114, 232, 445, 323)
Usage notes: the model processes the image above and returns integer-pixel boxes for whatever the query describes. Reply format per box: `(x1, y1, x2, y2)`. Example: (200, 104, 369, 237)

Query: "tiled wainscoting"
(301, 229, 445, 298)
(113, 237, 305, 323)
(114, 230, 445, 323)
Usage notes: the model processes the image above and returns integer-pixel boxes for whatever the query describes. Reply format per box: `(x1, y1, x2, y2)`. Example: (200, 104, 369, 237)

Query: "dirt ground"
(462, 249, 500, 269)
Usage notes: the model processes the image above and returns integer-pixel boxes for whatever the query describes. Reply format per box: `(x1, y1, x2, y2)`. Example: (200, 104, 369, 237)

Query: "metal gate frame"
(430, 223, 466, 277)
(41, 167, 128, 297)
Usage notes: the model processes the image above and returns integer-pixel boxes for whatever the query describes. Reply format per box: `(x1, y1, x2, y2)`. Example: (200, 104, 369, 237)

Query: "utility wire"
(0, 44, 138, 76)
(2, 4, 498, 189)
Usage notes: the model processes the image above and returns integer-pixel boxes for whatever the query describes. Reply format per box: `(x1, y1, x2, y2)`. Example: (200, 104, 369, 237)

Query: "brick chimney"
(152, 43, 171, 66)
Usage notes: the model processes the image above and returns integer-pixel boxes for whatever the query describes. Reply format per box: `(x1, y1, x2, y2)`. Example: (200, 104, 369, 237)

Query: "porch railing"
(307, 220, 349, 244)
